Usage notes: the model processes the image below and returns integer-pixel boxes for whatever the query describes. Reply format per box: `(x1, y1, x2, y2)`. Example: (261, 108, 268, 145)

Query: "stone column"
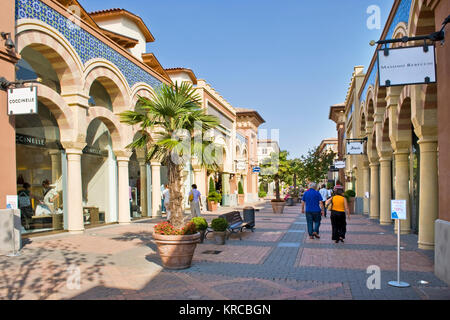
(369, 162, 380, 220)
(418, 141, 438, 249)
(379, 157, 392, 225)
(49, 151, 62, 183)
(151, 161, 162, 218)
(117, 157, 131, 224)
(363, 161, 370, 215)
(138, 161, 148, 217)
(222, 173, 231, 206)
(394, 151, 411, 234)
(66, 149, 84, 233)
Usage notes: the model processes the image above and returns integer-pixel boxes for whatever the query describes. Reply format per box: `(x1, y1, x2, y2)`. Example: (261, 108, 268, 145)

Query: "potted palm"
(191, 217, 208, 243)
(211, 217, 228, 245)
(120, 82, 220, 269)
(261, 151, 290, 214)
(238, 181, 245, 205)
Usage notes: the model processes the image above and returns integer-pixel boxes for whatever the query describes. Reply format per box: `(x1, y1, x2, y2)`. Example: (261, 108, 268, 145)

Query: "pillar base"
(418, 242, 435, 250)
(118, 222, 131, 225)
(380, 220, 393, 226)
(68, 230, 85, 235)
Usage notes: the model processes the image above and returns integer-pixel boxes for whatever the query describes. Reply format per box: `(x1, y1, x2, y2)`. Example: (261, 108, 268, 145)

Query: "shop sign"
(6, 195, 18, 210)
(83, 146, 106, 157)
(8, 87, 38, 115)
(391, 200, 407, 220)
(236, 161, 247, 171)
(346, 141, 365, 155)
(334, 161, 346, 169)
(16, 133, 46, 147)
(252, 166, 261, 173)
(377, 46, 436, 87)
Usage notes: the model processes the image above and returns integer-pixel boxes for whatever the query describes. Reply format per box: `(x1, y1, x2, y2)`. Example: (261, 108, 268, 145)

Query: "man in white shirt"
(319, 184, 329, 218)
(162, 185, 171, 220)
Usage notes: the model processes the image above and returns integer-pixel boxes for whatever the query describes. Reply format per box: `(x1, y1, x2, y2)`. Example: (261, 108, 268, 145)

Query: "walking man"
(162, 185, 170, 221)
(302, 182, 325, 239)
(319, 184, 329, 218)
(189, 184, 203, 217)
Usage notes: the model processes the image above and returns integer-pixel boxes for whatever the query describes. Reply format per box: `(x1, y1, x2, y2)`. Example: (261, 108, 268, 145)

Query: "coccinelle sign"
(7, 87, 38, 115)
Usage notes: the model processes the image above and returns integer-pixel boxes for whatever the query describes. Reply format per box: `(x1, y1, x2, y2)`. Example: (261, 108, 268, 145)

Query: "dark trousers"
(331, 210, 347, 240)
(305, 212, 322, 236)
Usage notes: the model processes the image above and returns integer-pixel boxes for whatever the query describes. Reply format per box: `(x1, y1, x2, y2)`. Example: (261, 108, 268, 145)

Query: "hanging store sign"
(83, 145, 107, 157)
(377, 45, 436, 87)
(334, 161, 346, 169)
(346, 141, 365, 155)
(7, 87, 38, 115)
(252, 166, 261, 173)
(236, 161, 247, 171)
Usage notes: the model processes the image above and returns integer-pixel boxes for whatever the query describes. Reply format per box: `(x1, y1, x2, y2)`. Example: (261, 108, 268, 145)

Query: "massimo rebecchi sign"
(346, 141, 365, 155)
(7, 87, 38, 115)
(377, 46, 436, 87)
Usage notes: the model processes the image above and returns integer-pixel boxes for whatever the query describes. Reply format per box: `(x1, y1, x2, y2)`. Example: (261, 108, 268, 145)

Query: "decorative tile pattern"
(360, 0, 413, 103)
(15, 0, 163, 89)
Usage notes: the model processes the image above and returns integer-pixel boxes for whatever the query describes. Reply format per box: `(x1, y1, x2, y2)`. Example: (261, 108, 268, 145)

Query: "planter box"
(238, 194, 245, 205)
(214, 231, 226, 245)
(153, 233, 200, 270)
(208, 201, 218, 212)
(271, 201, 286, 214)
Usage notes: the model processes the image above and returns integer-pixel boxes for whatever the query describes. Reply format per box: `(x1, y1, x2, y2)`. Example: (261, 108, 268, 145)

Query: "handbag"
(189, 192, 194, 202)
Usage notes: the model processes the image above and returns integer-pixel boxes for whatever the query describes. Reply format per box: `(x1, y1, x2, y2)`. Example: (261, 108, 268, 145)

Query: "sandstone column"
(151, 161, 162, 218)
(418, 141, 438, 249)
(379, 157, 392, 225)
(393, 151, 411, 234)
(117, 157, 131, 224)
(369, 162, 380, 220)
(363, 161, 370, 215)
(66, 148, 84, 233)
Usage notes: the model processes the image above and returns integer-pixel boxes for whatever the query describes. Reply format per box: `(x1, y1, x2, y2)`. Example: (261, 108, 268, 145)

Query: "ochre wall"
(0, 0, 19, 208)
(435, 0, 450, 222)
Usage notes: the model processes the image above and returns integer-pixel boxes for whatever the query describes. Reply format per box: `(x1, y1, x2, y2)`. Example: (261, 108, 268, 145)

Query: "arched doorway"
(15, 101, 65, 234)
(81, 119, 117, 227)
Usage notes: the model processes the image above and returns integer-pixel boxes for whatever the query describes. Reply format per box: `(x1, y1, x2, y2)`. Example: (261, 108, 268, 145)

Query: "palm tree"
(120, 82, 220, 229)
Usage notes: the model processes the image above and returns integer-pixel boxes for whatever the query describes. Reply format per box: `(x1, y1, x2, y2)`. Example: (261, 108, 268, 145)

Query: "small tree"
(238, 181, 244, 194)
(260, 150, 290, 202)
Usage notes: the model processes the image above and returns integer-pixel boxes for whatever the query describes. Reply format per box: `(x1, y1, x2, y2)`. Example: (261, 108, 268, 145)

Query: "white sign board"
(346, 141, 365, 155)
(236, 161, 246, 171)
(6, 195, 18, 210)
(334, 161, 346, 169)
(378, 46, 436, 87)
(391, 200, 407, 220)
(7, 87, 38, 115)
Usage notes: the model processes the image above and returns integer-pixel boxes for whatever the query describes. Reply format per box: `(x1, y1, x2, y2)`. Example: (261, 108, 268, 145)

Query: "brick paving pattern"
(1, 200, 449, 300)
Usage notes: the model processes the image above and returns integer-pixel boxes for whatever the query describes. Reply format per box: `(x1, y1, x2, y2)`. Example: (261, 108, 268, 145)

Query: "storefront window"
(16, 46, 61, 94)
(16, 101, 65, 234)
(410, 132, 420, 234)
(81, 119, 116, 227)
(129, 151, 141, 220)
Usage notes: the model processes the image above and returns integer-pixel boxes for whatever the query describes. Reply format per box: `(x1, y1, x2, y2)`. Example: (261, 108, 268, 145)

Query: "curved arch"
(16, 25, 83, 94)
(86, 107, 131, 152)
(84, 60, 131, 113)
(392, 22, 408, 48)
(131, 82, 155, 106)
(378, 114, 393, 157)
(408, 0, 435, 38)
(411, 83, 438, 140)
(35, 84, 76, 144)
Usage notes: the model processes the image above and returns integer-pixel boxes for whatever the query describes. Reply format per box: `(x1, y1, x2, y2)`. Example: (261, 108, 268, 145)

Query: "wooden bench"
(221, 211, 249, 240)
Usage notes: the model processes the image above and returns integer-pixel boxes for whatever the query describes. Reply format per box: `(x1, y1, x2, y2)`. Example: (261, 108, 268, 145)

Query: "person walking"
(162, 185, 171, 221)
(189, 184, 203, 217)
(18, 182, 34, 230)
(319, 184, 329, 218)
(302, 182, 325, 239)
(326, 188, 350, 243)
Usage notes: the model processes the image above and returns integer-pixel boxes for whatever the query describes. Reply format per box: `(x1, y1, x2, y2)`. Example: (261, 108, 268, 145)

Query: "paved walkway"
(1, 201, 449, 300)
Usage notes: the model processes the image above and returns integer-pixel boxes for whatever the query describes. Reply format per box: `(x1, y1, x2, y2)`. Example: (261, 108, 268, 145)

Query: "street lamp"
(1, 32, 15, 50)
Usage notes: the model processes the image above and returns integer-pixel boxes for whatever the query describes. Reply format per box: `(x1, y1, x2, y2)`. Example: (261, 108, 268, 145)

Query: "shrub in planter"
(238, 181, 245, 204)
(344, 190, 356, 215)
(191, 217, 208, 243)
(211, 217, 228, 245)
(258, 190, 267, 198)
(207, 191, 222, 211)
(152, 221, 200, 269)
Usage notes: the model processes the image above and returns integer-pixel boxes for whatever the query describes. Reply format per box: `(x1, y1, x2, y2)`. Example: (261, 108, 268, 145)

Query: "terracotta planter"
(208, 201, 218, 212)
(238, 194, 245, 205)
(348, 198, 355, 215)
(153, 232, 200, 270)
(214, 231, 226, 245)
(271, 201, 286, 214)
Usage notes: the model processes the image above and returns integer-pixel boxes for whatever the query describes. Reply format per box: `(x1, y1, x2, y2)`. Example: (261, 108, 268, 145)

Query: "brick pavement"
(0, 200, 449, 300)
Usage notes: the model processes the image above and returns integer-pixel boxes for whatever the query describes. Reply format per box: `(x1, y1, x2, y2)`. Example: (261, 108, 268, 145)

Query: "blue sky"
(79, 0, 394, 158)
